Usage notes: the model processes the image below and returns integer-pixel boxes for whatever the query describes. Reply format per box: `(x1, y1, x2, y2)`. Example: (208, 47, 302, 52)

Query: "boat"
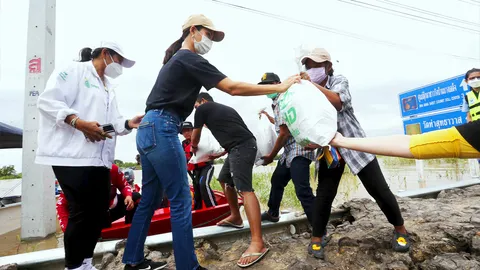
(100, 187, 242, 240)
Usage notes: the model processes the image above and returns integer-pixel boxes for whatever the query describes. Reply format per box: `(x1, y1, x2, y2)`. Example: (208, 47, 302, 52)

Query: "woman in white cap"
(36, 42, 143, 270)
(299, 48, 411, 260)
(123, 14, 300, 270)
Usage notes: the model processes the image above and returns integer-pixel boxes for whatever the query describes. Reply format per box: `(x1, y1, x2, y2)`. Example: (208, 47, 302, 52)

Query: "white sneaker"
(82, 258, 98, 270)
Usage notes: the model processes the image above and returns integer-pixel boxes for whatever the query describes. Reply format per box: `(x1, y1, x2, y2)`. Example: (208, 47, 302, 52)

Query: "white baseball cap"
(99, 41, 135, 68)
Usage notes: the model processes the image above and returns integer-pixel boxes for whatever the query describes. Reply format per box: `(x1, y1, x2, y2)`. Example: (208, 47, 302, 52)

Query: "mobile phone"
(101, 124, 115, 134)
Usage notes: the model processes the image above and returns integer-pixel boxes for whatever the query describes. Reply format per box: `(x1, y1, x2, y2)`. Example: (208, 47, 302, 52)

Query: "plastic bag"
(188, 128, 224, 164)
(244, 111, 278, 166)
(278, 80, 337, 147)
(294, 44, 314, 72)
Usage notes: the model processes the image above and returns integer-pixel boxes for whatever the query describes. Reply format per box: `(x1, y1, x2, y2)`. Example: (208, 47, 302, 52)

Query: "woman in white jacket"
(36, 42, 143, 270)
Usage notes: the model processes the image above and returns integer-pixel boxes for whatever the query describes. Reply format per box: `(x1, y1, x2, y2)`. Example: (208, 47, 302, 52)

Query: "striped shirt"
(325, 74, 375, 175)
(272, 98, 316, 168)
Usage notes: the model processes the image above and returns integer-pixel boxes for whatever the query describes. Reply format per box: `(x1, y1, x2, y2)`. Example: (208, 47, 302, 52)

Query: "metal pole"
(21, 0, 56, 239)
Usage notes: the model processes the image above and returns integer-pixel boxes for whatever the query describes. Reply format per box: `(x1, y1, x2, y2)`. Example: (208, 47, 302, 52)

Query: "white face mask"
(104, 54, 123, 79)
(193, 31, 213, 55)
(468, 78, 480, 89)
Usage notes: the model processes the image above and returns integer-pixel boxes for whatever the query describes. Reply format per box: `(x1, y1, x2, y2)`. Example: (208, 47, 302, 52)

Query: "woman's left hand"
(128, 114, 145, 129)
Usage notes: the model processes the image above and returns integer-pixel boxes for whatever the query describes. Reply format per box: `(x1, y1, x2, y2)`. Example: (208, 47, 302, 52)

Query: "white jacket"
(35, 61, 131, 168)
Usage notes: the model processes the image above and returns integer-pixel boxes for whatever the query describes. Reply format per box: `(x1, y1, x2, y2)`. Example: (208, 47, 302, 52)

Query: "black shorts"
(218, 138, 257, 192)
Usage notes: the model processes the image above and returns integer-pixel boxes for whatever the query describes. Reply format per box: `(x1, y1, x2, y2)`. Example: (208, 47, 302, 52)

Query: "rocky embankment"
(2, 186, 480, 270)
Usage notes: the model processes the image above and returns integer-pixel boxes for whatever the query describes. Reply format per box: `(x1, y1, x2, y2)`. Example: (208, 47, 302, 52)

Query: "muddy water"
(0, 223, 63, 257)
(0, 158, 476, 256)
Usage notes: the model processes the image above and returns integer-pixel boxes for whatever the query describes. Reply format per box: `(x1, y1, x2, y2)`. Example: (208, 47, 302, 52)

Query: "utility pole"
(21, 0, 57, 239)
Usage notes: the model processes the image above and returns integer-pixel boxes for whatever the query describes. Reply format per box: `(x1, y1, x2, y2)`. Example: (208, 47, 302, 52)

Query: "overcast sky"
(1, 0, 479, 172)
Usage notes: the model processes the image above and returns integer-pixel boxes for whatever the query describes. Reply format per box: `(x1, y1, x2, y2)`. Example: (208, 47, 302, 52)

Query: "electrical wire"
(456, 0, 480, 6)
(206, 0, 479, 61)
(339, 0, 480, 34)
(377, 0, 480, 27)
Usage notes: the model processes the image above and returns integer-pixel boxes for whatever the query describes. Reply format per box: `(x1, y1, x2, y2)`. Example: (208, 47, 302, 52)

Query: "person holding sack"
(36, 42, 143, 270)
(299, 48, 411, 260)
(257, 73, 316, 226)
(181, 121, 217, 209)
(123, 14, 300, 270)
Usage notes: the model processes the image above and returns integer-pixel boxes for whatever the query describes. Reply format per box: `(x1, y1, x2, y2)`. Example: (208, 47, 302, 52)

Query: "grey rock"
(387, 261, 408, 270)
(147, 251, 165, 261)
(0, 264, 17, 270)
(101, 252, 116, 268)
(301, 232, 311, 239)
(472, 234, 480, 255)
(420, 253, 480, 270)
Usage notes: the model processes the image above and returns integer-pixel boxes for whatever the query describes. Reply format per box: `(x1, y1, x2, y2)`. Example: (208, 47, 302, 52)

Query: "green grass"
(210, 164, 360, 211)
(209, 156, 473, 212)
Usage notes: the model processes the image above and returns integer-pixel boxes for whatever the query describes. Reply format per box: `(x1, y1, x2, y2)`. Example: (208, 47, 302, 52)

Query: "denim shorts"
(218, 138, 257, 192)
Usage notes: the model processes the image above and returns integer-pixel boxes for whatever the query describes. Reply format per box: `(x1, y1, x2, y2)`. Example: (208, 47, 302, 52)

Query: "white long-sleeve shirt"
(35, 61, 131, 168)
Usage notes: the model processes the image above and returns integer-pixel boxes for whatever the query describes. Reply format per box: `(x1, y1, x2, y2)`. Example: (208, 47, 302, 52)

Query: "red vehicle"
(100, 186, 243, 240)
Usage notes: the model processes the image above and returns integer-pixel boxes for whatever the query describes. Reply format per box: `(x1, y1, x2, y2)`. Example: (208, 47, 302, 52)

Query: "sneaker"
(261, 211, 280, 223)
(82, 258, 97, 270)
(307, 242, 325, 260)
(392, 230, 411, 252)
(124, 259, 167, 270)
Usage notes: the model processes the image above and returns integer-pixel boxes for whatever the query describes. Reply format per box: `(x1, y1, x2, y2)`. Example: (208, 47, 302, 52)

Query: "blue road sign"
(399, 75, 470, 118)
(402, 109, 467, 135)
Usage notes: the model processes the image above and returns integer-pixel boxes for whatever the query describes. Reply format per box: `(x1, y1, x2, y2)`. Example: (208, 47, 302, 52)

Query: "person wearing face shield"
(298, 48, 411, 260)
(36, 42, 144, 270)
(123, 14, 301, 270)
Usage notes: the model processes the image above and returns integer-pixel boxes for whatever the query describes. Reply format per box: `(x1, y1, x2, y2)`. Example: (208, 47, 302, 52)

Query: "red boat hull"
(101, 189, 242, 240)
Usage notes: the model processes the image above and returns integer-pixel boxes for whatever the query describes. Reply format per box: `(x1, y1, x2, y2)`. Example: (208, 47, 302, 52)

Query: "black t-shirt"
(145, 50, 227, 120)
(194, 102, 255, 151)
(455, 120, 480, 152)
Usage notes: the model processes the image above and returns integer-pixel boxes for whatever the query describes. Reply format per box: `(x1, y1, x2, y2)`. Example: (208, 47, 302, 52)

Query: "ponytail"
(78, 47, 117, 62)
(78, 47, 93, 62)
(163, 26, 203, 65)
(163, 28, 190, 65)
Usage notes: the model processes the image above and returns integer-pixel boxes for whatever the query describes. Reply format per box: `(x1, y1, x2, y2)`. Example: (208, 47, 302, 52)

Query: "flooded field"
(0, 157, 477, 257)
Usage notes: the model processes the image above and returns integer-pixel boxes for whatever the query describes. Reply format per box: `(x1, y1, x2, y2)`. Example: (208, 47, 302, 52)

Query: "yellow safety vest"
(466, 91, 480, 121)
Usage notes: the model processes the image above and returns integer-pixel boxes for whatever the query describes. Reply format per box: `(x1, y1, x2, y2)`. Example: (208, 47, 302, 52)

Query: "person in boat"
(123, 13, 300, 270)
(193, 92, 272, 268)
(36, 42, 143, 270)
(123, 167, 141, 193)
(181, 121, 217, 210)
(256, 73, 316, 225)
(56, 164, 141, 233)
(299, 48, 411, 260)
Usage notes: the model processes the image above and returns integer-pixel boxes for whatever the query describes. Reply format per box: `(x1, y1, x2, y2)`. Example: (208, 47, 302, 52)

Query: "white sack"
(188, 128, 224, 164)
(278, 80, 337, 147)
(244, 111, 278, 166)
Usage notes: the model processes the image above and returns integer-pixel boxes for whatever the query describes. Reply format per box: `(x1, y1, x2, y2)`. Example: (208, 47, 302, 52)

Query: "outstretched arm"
(330, 132, 414, 158)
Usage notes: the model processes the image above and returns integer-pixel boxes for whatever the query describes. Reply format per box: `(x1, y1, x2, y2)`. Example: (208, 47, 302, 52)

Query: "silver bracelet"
(70, 117, 79, 128)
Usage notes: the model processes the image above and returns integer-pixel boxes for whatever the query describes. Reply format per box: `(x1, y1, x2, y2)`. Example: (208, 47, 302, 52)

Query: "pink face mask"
(306, 67, 327, 84)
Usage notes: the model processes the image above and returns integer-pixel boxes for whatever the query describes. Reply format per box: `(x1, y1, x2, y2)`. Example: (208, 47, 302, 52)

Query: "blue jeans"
(122, 109, 199, 270)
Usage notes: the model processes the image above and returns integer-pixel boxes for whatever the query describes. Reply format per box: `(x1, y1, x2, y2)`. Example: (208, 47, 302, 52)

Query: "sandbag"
(188, 128, 224, 164)
(246, 114, 278, 166)
(278, 80, 337, 147)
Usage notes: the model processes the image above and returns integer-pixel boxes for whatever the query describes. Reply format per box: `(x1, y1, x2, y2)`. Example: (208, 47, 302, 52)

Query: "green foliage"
(0, 165, 21, 180)
(114, 160, 141, 170)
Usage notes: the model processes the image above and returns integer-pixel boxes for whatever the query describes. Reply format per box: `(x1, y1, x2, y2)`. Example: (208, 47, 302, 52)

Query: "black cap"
(181, 121, 193, 130)
(258, 73, 281, 85)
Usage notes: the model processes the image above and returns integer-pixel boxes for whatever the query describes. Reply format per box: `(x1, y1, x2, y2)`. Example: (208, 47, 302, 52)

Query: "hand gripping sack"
(245, 115, 278, 166)
(188, 128, 224, 164)
(278, 80, 337, 147)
